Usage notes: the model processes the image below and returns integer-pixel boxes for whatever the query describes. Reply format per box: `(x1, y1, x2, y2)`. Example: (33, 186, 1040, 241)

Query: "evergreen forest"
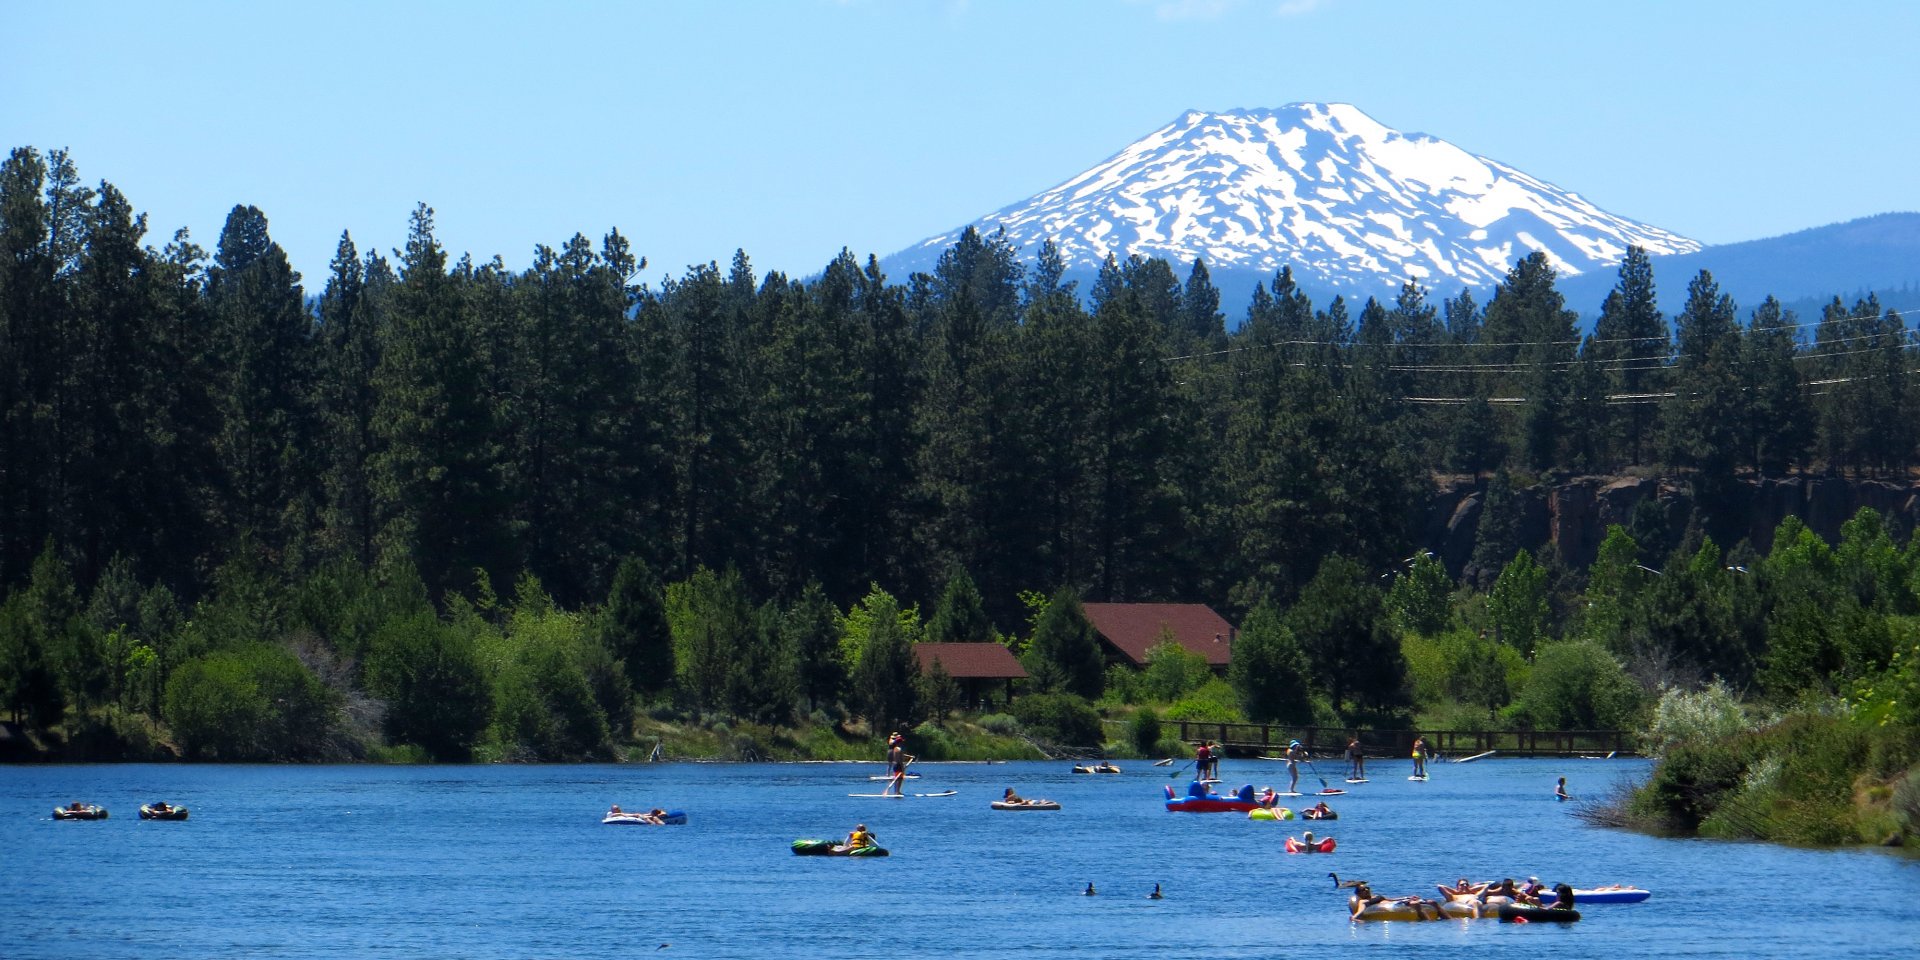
(1, 147, 1917, 844)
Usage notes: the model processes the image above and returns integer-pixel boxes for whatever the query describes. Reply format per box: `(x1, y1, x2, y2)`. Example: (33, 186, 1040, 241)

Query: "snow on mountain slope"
(883, 103, 1699, 293)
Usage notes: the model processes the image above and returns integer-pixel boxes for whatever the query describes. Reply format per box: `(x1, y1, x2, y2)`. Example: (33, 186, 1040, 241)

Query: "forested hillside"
(1, 146, 1916, 842)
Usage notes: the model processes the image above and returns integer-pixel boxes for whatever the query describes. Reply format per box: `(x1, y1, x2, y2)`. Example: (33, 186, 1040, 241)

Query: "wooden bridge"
(1172, 721, 1635, 759)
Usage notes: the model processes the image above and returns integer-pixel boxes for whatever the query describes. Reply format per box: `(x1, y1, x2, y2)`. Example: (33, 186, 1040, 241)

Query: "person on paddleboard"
(883, 734, 914, 796)
(1285, 740, 1304, 793)
(1411, 736, 1428, 778)
(1195, 741, 1211, 780)
(1345, 736, 1365, 779)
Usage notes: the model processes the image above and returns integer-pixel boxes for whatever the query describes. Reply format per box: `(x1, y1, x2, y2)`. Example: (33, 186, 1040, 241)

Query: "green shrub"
(1010, 693, 1103, 747)
(1513, 639, 1641, 729)
(1641, 680, 1750, 757)
(1164, 678, 1245, 723)
(1130, 707, 1162, 754)
(976, 712, 1021, 735)
(1141, 639, 1211, 703)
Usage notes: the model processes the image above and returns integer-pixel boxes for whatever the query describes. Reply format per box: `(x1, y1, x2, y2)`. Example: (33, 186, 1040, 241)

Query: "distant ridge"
(1555, 212, 1920, 318)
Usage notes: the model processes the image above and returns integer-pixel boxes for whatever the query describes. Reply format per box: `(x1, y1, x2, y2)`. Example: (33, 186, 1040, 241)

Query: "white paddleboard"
(1345, 779, 1369, 784)
(1408, 775, 1429, 782)
(1277, 791, 1304, 797)
(866, 774, 921, 780)
(850, 790, 957, 798)
(915, 791, 957, 797)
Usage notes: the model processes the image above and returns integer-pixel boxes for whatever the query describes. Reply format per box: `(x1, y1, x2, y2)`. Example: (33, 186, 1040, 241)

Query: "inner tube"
(1352, 899, 1474, 922)
(1071, 764, 1122, 774)
(791, 839, 889, 857)
(139, 804, 189, 821)
(1248, 807, 1294, 820)
(52, 806, 108, 821)
(1283, 836, 1337, 853)
(1302, 808, 1337, 820)
(990, 800, 1060, 811)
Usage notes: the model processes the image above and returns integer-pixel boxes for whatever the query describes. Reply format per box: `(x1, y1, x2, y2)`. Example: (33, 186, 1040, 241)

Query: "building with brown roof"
(914, 642, 1030, 709)
(1081, 603, 1235, 672)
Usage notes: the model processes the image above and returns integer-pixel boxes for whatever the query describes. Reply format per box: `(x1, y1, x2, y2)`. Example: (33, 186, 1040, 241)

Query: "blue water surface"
(3, 757, 1916, 959)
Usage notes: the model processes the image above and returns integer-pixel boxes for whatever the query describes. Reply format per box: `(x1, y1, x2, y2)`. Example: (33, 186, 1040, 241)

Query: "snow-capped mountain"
(882, 103, 1699, 297)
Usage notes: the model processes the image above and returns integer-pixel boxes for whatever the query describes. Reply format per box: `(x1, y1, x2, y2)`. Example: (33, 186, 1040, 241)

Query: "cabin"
(1080, 603, 1235, 674)
(913, 642, 1029, 710)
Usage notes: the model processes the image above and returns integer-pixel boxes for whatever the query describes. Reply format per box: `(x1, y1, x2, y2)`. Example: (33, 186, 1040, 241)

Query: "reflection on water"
(3, 758, 1916, 959)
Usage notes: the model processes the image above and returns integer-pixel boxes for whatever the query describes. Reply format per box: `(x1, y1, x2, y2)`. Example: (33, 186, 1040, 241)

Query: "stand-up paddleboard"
(866, 774, 921, 780)
(1408, 775, 1429, 781)
(1345, 778, 1369, 784)
(851, 791, 957, 798)
(1455, 750, 1496, 763)
(1277, 791, 1304, 797)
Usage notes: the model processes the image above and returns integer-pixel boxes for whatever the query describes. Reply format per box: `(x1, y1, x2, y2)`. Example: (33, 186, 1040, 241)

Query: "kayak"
(1284, 836, 1336, 853)
(603, 810, 687, 825)
(53, 805, 108, 821)
(1071, 764, 1122, 774)
(1164, 782, 1260, 813)
(792, 839, 889, 857)
(1248, 807, 1294, 820)
(990, 800, 1060, 811)
(139, 804, 189, 821)
(1539, 887, 1650, 905)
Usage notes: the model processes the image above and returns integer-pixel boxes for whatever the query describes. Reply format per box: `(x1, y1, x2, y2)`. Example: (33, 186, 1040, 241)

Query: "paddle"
(1167, 761, 1194, 780)
(1303, 756, 1333, 792)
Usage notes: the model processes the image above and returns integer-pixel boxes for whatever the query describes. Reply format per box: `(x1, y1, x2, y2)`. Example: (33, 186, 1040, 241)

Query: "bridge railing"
(1171, 721, 1634, 758)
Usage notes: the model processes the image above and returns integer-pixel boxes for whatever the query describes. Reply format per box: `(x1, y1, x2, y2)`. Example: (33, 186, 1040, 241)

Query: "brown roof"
(1081, 603, 1235, 667)
(913, 642, 1030, 680)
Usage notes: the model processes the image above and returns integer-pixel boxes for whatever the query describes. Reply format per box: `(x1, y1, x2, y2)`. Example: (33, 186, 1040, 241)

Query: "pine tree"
(315, 233, 383, 568)
(1285, 555, 1406, 716)
(207, 204, 317, 562)
(370, 204, 514, 598)
(1022, 587, 1104, 699)
(1480, 253, 1578, 470)
(1742, 297, 1811, 475)
(852, 591, 918, 731)
(1228, 603, 1312, 723)
(1589, 247, 1668, 466)
(925, 569, 994, 643)
(599, 556, 674, 697)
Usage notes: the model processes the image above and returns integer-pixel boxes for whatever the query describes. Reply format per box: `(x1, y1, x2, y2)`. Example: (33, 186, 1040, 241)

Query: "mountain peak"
(884, 104, 1698, 297)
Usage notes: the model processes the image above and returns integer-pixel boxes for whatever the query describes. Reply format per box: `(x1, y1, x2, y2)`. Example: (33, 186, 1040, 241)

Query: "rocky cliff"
(1425, 474, 1920, 580)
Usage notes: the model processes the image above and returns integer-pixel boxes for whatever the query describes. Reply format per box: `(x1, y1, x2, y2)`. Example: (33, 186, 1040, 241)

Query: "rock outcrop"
(1428, 474, 1920, 576)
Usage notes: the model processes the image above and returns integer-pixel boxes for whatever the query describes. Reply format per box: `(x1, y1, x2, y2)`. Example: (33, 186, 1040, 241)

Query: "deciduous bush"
(1010, 693, 1102, 747)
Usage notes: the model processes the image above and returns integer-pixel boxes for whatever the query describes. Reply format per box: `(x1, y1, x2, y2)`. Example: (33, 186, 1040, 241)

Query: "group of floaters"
(51, 800, 187, 821)
(1342, 874, 1649, 923)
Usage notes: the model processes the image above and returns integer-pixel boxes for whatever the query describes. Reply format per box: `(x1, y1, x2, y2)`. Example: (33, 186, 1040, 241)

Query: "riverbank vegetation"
(1, 147, 1917, 845)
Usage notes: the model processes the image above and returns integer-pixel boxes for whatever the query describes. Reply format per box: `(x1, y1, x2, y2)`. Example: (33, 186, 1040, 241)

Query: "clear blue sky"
(5, 0, 1915, 287)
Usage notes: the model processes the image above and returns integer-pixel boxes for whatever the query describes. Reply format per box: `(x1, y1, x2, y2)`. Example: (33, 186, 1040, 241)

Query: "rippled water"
(4, 757, 1916, 959)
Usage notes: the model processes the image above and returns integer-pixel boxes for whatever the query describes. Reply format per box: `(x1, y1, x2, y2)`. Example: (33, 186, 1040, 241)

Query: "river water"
(3, 757, 1915, 959)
